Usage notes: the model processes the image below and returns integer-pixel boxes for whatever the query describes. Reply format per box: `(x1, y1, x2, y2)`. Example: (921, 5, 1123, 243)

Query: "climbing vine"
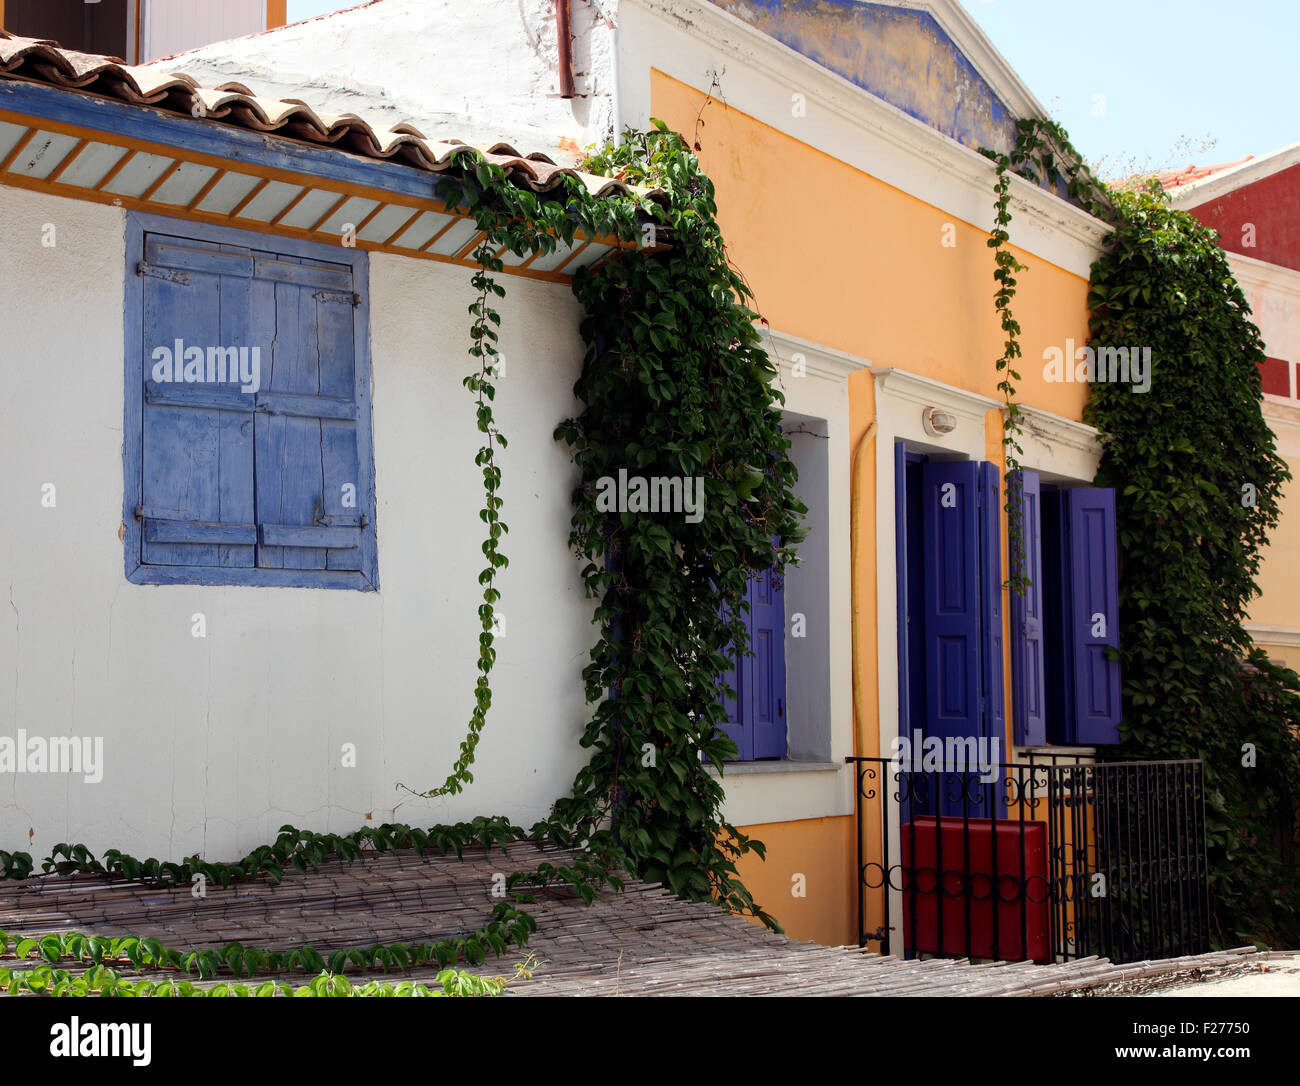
(984, 119, 1111, 589)
(411, 123, 805, 924)
(0, 124, 806, 994)
(982, 121, 1300, 946)
(551, 123, 806, 923)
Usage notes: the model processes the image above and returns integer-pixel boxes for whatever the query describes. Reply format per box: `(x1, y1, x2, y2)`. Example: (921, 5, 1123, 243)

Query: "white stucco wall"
(0, 185, 595, 863)
(145, 0, 268, 63)
(145, 0, 618, 163)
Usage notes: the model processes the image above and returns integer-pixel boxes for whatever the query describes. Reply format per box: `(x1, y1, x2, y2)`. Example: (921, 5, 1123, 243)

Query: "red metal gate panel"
(901, 816, 1050, 963)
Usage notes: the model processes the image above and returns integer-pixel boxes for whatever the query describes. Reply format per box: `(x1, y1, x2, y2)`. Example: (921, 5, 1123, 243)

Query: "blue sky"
(287, 1, 1298, 173)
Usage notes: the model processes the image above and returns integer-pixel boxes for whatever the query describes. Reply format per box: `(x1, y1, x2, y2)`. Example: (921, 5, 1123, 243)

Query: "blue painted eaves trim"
(0, 76, 444, 201)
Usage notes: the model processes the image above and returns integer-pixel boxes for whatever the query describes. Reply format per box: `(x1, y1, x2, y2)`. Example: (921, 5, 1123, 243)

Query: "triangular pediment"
(708, 0, 1042, 155)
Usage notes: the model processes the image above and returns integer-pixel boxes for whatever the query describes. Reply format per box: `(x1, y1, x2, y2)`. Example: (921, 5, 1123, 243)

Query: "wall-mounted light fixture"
(922, 406, 957, 437)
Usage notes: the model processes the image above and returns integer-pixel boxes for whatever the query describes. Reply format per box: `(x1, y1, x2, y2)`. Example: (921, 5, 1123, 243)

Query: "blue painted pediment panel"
(708, 0, 1019, 155)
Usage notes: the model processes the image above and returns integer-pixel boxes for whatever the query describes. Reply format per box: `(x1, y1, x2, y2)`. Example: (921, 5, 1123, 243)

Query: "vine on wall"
(1, 125, 807, 997)
(982, 122, 1300, 946)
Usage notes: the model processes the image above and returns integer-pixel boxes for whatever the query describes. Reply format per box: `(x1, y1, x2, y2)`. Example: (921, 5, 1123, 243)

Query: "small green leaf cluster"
(0, 922, 532, 981)
(15, 816, 522, 886)
(0, 963, 502, 997)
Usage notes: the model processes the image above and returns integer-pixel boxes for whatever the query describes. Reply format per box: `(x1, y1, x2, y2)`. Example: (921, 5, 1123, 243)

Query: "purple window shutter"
(1066, 488, 1122, 744)
(1009, 471, 1047, 746)
(718, 583, 752, 761)
(922, 460, 981, 744)
(750, 566, 788, 759)
(978, 462, 1006, 746)
(895, 442, 910, 738)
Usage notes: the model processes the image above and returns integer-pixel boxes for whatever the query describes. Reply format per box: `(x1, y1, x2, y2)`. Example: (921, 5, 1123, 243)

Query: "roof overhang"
(1166, 141, 1300, 208)
(0, 76, 625, 282)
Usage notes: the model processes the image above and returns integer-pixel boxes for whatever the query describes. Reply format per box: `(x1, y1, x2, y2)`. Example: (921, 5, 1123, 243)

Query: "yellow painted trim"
(0, 108, 620, 284)
(269, 186, 310, 225)
(307, 192, 349, 232)
(452, 230, 489, 260)
(186, 167, 227, 211)
(228, 177, 270, 218)
(0, 107, 456, 219)
(350, 201, 387, 237)
(851, 419, 878, 760)
(382, 208, 425, 246)
(419, 215, 462, 253)
(44, 137, 89, 183)
(0, 164, 583, 284)
(0, 127, 34, 174)
(138, 159, 180, 202)
(92, 148, 136, 192)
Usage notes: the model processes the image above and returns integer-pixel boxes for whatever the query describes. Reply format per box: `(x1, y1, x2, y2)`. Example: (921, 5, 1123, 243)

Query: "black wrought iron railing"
(848, 755, 1211, 964)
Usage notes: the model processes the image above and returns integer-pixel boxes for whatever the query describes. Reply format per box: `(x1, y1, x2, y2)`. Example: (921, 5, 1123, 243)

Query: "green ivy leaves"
(0, 963, 504, 998)
(1086, 186, 1300, 947)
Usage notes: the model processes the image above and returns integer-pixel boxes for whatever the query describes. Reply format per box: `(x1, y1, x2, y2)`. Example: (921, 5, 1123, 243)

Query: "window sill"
(705, 760, 842, 776)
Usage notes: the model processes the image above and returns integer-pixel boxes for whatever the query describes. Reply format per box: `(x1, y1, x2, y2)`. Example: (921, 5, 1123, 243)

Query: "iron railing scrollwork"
(849, 755, 1210, 964)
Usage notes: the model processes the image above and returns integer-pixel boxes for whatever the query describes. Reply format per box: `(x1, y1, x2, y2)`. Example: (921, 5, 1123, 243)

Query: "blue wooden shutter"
(719, 583, 752, 762)
(1009, 470, 1047, 745)
(251, 254, 364, 571)
(895, 443, 910, 738)
(978, 462, 1005, 747)
(140, 236, 255, 568)
(1066, 488, 1122, 744)
(750, 566, 787, 759)
(922, 461, 981, 744)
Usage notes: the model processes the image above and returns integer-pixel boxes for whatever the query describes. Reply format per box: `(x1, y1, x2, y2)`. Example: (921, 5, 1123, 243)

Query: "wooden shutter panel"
(978, 462, 1007, 816)
(978, 462, 1006, 740)
(1066, 488, 1122, 744)
(750, 566, 787, 759)
(140, 235, 255, 569)
(895, 443, 911, 738)
(718, 585, 752, 762)
(1009, 470, 1047, 745)
(252, 255, 364, 572)
(922, 460, 981, 745)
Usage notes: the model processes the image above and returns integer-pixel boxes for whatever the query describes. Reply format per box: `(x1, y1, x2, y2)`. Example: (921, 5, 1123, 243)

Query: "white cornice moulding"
(1245, 624, 1300, 649)
(625, 0, 1112, 279)
(1262, 396, 1300, 434)
(1013, 405, 1101, 458)
(1011, 404, 1102, 481)
(1227, 251, 1300, 303)
(872, 366, 1001, 423)
(1166, 141, 1300, 208)
(764, 327, 871, 383)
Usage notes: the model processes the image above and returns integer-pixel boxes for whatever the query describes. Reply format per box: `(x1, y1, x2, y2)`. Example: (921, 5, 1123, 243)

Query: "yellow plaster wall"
(1249, 458, 1300, 641)
(649, 71, 1093, 418)
(651, 71, 1095, 945)
(735, 816, 858, 945)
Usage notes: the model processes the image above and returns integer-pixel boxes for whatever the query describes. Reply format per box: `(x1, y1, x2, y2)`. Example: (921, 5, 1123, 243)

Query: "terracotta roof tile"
(0, 30, 659, 205)
(1156, 157, 1254, 190)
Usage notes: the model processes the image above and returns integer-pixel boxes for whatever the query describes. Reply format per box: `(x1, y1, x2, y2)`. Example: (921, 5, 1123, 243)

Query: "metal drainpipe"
(556, 0, 576, 99)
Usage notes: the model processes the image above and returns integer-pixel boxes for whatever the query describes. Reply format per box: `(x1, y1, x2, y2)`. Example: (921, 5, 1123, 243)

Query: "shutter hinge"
(137, 262, 193, 286)
(313, 289, 362, 307)
(313, 513, 369, 528)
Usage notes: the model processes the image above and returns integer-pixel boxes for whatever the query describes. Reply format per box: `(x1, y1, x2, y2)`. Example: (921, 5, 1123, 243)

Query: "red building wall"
(1186, 163, 1300, 273)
